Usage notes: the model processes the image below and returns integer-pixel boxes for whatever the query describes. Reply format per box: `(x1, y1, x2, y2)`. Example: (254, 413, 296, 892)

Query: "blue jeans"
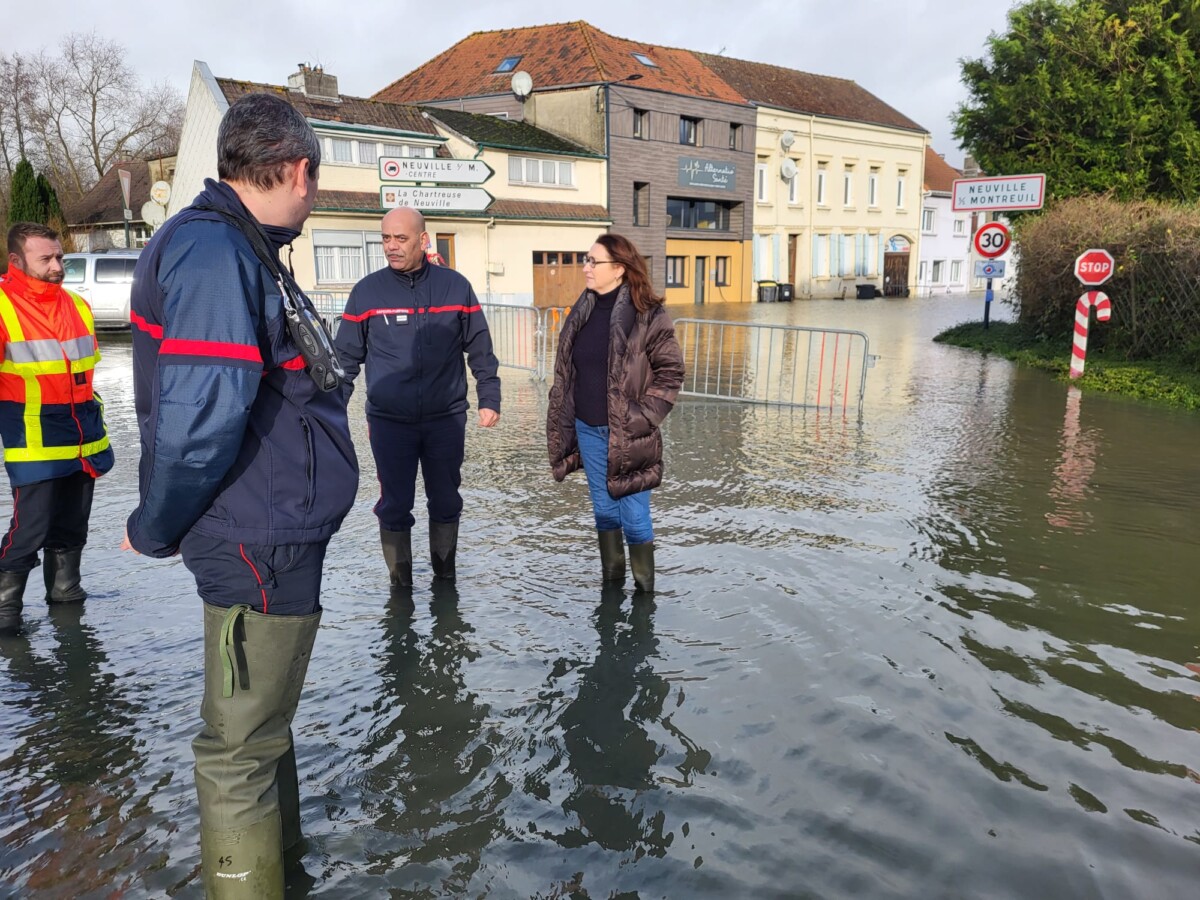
(575, 420, 653, 545)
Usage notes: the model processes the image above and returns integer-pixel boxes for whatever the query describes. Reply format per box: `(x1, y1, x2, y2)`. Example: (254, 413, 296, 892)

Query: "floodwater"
(2, 294, 1198, 899)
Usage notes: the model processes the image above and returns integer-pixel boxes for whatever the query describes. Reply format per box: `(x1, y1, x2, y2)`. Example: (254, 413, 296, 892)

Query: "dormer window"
(631, 52, 657, 68)
(495, 56, 522, 73)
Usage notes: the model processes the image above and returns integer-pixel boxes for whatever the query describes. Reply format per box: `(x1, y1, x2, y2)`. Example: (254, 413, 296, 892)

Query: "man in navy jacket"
(336, 207, 500, 591)
(123, 93, 358, 899)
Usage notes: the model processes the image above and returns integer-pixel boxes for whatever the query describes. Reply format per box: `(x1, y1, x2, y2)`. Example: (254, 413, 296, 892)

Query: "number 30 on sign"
(974, 222, 1011, 259)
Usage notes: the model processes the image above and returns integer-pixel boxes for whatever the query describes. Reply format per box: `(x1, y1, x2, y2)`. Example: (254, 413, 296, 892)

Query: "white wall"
(916, 192, 970, 295)
(168, 62, 227, 217)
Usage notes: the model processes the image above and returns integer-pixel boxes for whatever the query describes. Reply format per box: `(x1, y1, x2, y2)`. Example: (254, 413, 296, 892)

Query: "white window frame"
(953, 218, 966, 236)
(868, 169, 879, 207)
(756, 162, 769, 203)
(922, 208, 935, 233)
(843, 168, 854, 207)
(931, 259, 945, 283)
(816, 165, 827, 206)
(313, 229, 386, 284)
(509, 154, 575, 188)
(813, 233, 829, 277)
(788, 166, 799, 205)
(896, 172, 907, 208)
(950, 260, 963, 283)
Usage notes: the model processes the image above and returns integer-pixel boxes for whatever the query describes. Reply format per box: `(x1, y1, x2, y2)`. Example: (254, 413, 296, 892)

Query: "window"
(932, 260, 945, 283)
(897, 171, 907, 208)
(729, 123, 741, 150)
(96, 259, 136, 283)
(632, 52, 658, 67)
(953, 218, 966, 236)
(950, 260, 963, 283)
(495, 56, 522, 73)
(868, 168, 879, 207)
(665, 256, 686, 287)
(816, 164, 827, 205)
(666, 197, 732, 230)
(788, 165, 799, 204)
(509, 155, 574, 186)
(330, 138, 352, 163)
(843, 167, 854, 206)
(715, 256, 731, 286)
(679, 116, 699, 146)
(840, 234, 854, 276)
(813, 233, 829, 277)
(63, 258, 86, 283)
(633, 182, 650, 226)
(633, 109, 648, 139)
(313, 230, 387, 284)
(382, 143, 433, 159)
(922, 208, 935, 232)
(919, 261, 927, 282)
(756, 162, 768, 203)
(358, 141, 377, 165)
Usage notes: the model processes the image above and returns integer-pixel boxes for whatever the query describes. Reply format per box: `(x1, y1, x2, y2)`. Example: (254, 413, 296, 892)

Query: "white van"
(62, 249, 141, 330)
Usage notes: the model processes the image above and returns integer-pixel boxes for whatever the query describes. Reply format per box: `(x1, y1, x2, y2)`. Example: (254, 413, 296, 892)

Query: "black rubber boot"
(43, 548, 87, 603)
(629, 541, 655, 595)
(0, 570, 29, 635)
(380, 528, 413, 589)
(194, 602, 321, 900)
(597, 529, 626, 586)
(430, 521, 458, 581)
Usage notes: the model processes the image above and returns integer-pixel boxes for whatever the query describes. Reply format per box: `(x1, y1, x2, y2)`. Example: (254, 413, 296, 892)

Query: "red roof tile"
(923, 147, 962, 193)
(373, 21, 745, 105)
(694, 52, 926, 133)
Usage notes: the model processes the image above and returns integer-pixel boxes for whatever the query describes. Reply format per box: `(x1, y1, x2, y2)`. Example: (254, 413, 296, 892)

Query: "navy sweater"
(571, 287, 619, 426)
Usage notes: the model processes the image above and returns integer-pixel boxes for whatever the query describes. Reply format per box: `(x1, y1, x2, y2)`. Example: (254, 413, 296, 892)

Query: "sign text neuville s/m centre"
(952, 174, 1046, 211)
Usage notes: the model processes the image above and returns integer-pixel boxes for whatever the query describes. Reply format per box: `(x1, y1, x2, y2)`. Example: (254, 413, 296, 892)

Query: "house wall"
(751, 108, 927, 299)
(916, 192, 970, 295)
(168, 62, 227, 217)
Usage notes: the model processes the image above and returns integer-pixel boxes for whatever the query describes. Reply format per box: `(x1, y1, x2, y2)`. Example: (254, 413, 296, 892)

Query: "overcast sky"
(12, 1, 1021, 167)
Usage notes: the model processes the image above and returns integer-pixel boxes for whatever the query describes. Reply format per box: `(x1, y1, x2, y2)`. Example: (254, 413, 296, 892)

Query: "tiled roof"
(923, 148, 961, 194)
(216, 78, 440, 137)
(694, 52, 926, 133)
(373, 21, 746, 105)
(67, 163, 152, 226)
(424, 107, 600, 157)
(315, 190, 609, 221)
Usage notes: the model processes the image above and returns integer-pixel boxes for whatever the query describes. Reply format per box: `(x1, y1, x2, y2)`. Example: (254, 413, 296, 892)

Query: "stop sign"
(1075, 248, 1115, 286)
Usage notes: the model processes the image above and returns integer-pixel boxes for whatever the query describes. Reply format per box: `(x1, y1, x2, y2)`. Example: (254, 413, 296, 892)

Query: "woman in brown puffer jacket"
(546, 233, 684, 595)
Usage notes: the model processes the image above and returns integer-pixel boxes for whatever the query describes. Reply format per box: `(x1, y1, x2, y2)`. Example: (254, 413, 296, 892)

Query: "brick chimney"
(287, 64, 339, 102)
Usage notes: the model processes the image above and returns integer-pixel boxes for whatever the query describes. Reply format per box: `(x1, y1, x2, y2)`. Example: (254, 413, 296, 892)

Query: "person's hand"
(478, 408, 500, 428)
(120, 529, 140, 554)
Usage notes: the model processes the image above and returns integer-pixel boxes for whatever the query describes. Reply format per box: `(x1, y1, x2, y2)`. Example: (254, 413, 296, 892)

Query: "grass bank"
(933, 321, 1200, 411)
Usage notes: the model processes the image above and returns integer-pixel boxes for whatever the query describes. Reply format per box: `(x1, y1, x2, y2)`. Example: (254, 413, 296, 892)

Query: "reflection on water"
(3, 296, 1200, 898)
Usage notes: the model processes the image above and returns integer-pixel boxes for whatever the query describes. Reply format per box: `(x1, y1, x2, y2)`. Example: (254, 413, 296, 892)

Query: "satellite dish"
(140, 200, 167, 228)
(150, 180, 172, 206)
(780, 130, 795, 150)
(779, 159, 798, 180)
(510, 70, 533, 100)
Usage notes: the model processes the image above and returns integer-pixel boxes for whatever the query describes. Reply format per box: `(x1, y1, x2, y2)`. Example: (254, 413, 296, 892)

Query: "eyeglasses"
(582, 256, 616, 268)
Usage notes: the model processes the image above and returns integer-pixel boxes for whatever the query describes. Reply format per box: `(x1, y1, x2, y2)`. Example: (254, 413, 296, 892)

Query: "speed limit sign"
(974, 221, 1011, 259)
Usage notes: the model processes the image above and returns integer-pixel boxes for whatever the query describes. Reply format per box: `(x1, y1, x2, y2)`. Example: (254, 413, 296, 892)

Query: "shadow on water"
(0, 604, 164, 897)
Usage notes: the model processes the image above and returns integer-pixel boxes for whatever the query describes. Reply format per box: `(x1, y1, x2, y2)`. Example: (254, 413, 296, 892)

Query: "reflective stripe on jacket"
(0, 269, 113, 486)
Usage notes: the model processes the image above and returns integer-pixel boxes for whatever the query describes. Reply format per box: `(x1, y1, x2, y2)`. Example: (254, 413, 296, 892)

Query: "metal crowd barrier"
(308, 291, 350, 337)
(673, 318, 870, 412)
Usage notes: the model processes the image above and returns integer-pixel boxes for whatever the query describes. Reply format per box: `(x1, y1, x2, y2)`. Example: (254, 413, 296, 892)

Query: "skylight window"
(631, 52, 658, 68)
(495, 56, 522, 73)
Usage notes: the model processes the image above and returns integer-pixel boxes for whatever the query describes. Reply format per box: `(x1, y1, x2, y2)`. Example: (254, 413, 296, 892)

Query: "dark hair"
(595, 233, 662, 313)
(8, 221, 59, 258)
(217, 93, 321, 190)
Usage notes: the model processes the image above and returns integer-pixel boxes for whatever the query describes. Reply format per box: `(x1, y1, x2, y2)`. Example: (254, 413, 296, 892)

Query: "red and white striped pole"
(1069, 290, 1111, 379)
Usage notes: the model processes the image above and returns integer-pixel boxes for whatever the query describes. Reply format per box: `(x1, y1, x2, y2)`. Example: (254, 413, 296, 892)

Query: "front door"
(883, 252, 910, 297)
(694, 256, 707, 304)
(532, 251, 587, 308)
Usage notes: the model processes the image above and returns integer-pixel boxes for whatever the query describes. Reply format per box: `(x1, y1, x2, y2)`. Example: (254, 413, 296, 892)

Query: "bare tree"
(26, 33, 183, 202)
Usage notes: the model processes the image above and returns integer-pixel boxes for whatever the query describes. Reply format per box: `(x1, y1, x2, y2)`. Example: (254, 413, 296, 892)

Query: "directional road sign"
(379, 157, 494, 185)
(1074, 248, 1115, 286)
(380, 185, 494, 213)
(973, 221, 1011, 259)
